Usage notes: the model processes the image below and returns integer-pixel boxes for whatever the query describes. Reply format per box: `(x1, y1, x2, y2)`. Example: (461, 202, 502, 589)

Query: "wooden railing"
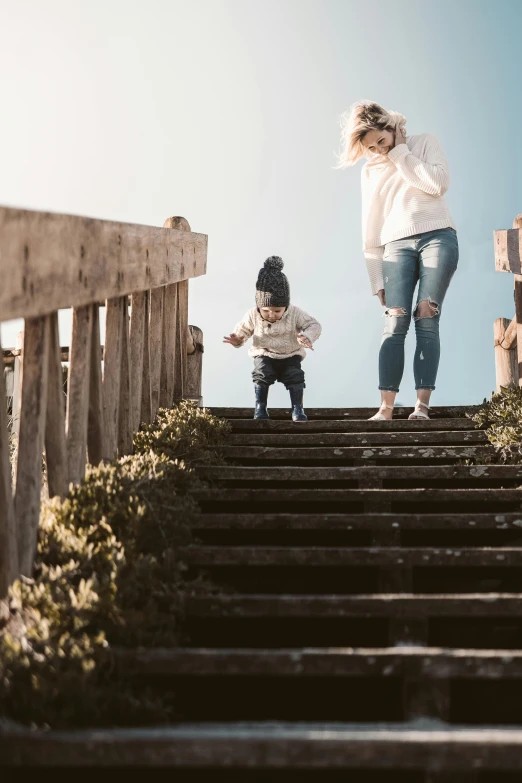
(494, 215, 522, 391)
(0, 207, 207, 590)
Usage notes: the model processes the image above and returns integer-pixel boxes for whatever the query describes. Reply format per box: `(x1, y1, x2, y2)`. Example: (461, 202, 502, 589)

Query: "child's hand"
(297, 332, 313, 350)
(223, 333, 242, 347)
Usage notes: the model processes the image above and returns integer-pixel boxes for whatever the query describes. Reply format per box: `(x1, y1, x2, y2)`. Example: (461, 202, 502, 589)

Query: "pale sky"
(1, 0, 521, 408)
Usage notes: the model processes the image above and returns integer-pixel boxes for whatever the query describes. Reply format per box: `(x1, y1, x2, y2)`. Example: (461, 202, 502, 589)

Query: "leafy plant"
(469, 386, 522, 462)
(0, 403, 228, 728)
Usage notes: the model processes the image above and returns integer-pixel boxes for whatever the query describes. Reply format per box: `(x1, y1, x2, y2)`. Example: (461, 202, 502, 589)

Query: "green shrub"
(134, 401, 230, 465)
(0, 403, 228, 729)
(469, 386, 522, 462)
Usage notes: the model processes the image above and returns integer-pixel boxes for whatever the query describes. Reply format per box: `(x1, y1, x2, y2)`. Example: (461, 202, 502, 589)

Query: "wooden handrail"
(0, 208, 207, 587)
(0, 207, 207, 320)
(493, 215, 522, 391)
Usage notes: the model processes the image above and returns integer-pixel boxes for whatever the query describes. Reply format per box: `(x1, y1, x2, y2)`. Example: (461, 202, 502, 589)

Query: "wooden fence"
(494, 214, 522, 391)
(0, 207, 207, 592)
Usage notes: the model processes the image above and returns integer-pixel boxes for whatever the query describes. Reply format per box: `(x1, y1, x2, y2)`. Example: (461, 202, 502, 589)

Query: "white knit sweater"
(362, 133, 456, 295)
(233, 305, 322, 360)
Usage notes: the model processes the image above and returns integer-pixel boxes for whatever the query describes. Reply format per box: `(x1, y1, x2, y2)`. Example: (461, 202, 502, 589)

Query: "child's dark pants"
(252, 355, 305, 390)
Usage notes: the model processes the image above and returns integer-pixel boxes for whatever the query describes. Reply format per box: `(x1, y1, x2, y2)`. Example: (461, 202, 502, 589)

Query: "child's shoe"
(254, 384, 269, 420)
(289, 386, 308, 423)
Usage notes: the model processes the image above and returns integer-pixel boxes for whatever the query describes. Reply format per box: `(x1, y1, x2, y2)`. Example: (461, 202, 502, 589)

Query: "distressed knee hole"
(414, 298, 439, 320)
(385, 306, 408, 318)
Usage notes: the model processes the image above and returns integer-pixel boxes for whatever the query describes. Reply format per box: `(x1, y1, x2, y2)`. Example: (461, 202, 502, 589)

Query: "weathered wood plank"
(117, 298, 132, 455)
(45, 311, 68, 498)
(102, 297, 123, 460)
(10, 331, 23, 436)
(228, 431, 487, 446)
(187, 593, 522, 618)
(195, 488, 522, 506)
(149, 286, 164, 420)
(495, 228, 522, 274)
(87, 304, 104, 466)
(140, 292, 152, 426)
(228, 418, 477, 432)
(209, 406, 476, 420)
(129, 292, 146, 434)
(189, 511, 522, 530)
(113, 645, 522, 679)
(174, 280, 189, 401)
(221, 445, 494, 463)
(160, 283, 177, 408)
(494, 317, 517, 391)
(186, 325, 203, 403)
(180, 546, 522, 568)
(15, 316, 50, 575)
(66, 305, 93, 484)
(199, 465, 522, 482)
(0, 338, 17, 594)
(0, 207, 207, 320)
(4, 723, 522, 768)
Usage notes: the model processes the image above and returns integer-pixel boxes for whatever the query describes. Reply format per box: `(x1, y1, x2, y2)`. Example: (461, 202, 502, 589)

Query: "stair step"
(181, 547, 522, 568)
(222, 445, 494, 465)
(114, 646, 522, 678)
(229, 419, 477, 432)
(211, 405, 475, 419)
(200, 466, 521, 484)
(4, 722, 521, 768)
(190, 513, 522, 531)
(196, 488, 522, 509)
(229, 432, 486, 446)
(186, 593, 522, 619)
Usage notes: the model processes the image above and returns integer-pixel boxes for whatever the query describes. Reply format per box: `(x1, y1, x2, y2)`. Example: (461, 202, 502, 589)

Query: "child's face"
(260, 306, 286, 323)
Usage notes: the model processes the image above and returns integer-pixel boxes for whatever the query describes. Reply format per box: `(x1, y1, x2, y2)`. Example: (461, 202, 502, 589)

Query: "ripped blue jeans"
(379, 228, 459, 393)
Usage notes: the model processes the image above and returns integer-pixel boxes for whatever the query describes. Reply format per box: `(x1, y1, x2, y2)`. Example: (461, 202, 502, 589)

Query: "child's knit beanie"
(255, 256, 290, 308)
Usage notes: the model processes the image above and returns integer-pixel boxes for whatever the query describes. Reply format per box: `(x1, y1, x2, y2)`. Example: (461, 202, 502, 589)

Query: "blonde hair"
(337, 100, 407, 167)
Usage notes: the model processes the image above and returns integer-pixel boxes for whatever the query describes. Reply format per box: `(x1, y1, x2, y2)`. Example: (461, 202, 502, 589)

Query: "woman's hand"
(394, 124, 407, 148)
(377, 289, 386, 307)
(223, 333, 241, 346)
(297, 332, 313, 350)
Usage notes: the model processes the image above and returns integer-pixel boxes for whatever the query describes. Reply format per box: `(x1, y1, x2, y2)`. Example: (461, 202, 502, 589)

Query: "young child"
(223, 256, 321, 422)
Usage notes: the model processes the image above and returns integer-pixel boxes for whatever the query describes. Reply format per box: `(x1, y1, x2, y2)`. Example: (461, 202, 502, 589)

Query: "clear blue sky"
(1, 0, 521, 407)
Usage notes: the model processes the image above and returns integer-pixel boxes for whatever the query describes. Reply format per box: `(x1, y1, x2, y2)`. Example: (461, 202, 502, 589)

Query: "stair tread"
(190, 512, 522, 529)
(4, 721, 522, 768)
(211, 405, 475, 419)
(229, 419, 477, 432)
(187, 593, 522, 617)
(200, 465, 520, 480)
(114, 645, 522, 677)
(181, 546, 522, 567)
(222, 444, 493, 460)
(229, 432, 487, 446)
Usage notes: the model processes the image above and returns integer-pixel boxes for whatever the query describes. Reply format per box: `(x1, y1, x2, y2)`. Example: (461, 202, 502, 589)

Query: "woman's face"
(361, 128, 394, 156)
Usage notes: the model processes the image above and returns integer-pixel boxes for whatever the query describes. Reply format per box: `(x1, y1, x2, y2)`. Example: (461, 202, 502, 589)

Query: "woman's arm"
(365, 251, 384, 296)
(387, 134, 450, 196)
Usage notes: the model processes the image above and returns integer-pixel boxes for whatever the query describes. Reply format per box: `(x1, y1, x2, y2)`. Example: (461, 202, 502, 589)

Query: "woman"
(339, 101, 458, 420)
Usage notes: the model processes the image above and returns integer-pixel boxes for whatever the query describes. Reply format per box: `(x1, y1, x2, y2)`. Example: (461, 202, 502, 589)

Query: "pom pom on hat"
(263, 256, 284, 271)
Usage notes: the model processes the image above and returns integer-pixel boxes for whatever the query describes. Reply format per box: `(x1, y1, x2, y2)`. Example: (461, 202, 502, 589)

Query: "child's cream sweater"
(233, 305, 322, 360)
(362, 133, 456, 295)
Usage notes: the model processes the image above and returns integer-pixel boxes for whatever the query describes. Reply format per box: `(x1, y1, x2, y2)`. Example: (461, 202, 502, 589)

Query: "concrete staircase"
(6, 406, 522, 780)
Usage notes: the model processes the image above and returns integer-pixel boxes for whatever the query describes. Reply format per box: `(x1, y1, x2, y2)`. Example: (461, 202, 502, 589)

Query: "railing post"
(513, 215, 522, 385)
(11, 331, 23, 437)
(493, 317, 518, 391)
(0, 337, 18, 595)
(163, 217, 191, 403)
(186, 325, 204, 405)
